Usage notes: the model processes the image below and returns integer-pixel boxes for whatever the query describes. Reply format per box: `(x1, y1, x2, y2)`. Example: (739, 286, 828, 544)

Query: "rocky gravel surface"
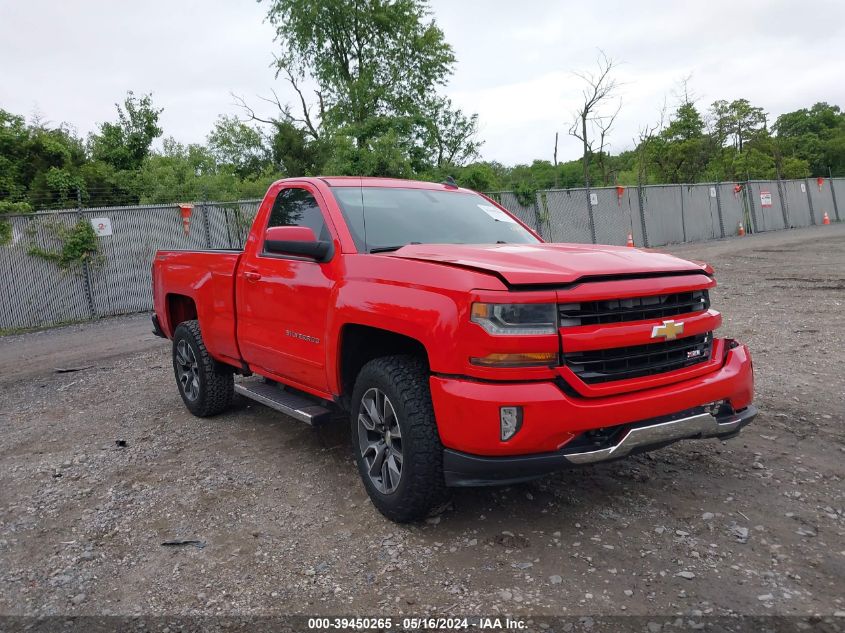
(0, 225, 843, 621)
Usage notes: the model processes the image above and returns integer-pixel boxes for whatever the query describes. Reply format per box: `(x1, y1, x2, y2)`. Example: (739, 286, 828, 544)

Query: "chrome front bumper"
(442, 405, 758, 487)
(565, 408, 751, 464)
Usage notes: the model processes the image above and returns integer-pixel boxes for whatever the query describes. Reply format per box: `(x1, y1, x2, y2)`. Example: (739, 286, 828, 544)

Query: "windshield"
(331, 187, 540, 252)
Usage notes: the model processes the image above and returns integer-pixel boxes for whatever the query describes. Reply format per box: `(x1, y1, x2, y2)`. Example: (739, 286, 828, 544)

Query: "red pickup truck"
(152, 176, 756, 522)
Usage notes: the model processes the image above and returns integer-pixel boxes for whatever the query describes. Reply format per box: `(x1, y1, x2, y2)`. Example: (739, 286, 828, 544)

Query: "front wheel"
(351, 355, 449, 522)
(172, 320, 233, 417)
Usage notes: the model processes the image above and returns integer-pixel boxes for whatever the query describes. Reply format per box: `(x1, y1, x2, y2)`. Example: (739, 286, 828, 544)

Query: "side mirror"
(264, 226, 334, 262)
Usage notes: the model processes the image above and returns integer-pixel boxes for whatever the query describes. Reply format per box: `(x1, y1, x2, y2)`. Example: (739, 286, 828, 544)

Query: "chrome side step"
(234, 380, 332, 425)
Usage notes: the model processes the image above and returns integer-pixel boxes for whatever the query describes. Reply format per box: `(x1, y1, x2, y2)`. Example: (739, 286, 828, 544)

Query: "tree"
(774, 102, 845, 176)
(264, 0, 452, 137)
(709, 99, 767, 154)
(417, 97, 481, 169)
(568, 51, 621, 188)
(0, 110, 36, 201)
(89, 92, 163, 171)
(650, 101, 711, 183)
(268, 119, 329, 176)
(135, 138, 271, 203)
(255, 0, 479, 176)
(207, 115, 271, 178)
(0, 109, 88, 209)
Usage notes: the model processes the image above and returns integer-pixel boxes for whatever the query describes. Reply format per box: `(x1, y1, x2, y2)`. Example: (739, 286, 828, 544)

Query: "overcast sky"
(2, 0, 844, 165)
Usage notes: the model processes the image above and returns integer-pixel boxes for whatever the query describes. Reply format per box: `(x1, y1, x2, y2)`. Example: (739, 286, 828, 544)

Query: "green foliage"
(268, 120, 328, 177)
(265, 0, 454, 133)
(89, 92, 163, 170)
(324, 129, 415, 177)
(649, 102, 712, 184)
(260, 0, 480, 175)
(135, 138, 273, 204)
(513, 182, 537, 207)
(0, 220, 11, 246)
(28, 218, 101, 270)
(207, 116, 271, 178)
(774, 102, 845, 177)
(453, 162, 500, 192)
(0, 200, 33, 214)
(2, 37, 845, 217)
(1, 109, 88, 209)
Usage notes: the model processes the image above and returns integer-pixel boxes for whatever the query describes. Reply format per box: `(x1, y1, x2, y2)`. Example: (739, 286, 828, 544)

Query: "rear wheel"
(172, 320, 233, 417)
(351, 355, 448, 522)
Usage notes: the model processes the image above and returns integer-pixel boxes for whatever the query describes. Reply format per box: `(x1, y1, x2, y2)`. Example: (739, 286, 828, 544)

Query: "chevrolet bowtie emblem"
(651, 319, 684, 341)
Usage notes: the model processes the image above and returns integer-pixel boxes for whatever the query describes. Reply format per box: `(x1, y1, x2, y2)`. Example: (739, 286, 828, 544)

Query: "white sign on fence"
(709, 187, 717, 198)
(589, 193, 598, 206)
(800, 182, 806, 193)
(760, 191, 772, 208)
(90, 217, 113, 237)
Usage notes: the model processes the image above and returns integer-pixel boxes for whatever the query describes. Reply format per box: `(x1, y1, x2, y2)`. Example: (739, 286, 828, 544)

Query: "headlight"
(471, 303, 557, 335)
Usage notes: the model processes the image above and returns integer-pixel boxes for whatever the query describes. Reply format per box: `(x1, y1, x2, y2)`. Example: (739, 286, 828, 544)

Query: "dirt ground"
(1, 225, 843, 623)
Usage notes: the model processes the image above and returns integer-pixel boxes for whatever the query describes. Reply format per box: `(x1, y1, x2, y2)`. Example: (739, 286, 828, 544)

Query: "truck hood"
(386, 243, 710, 286)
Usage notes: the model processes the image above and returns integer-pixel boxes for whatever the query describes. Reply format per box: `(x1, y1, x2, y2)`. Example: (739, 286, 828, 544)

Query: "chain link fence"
(0, 201, 260, 330)
(504, 178, 842, 247)
(0, 178, 842, 331)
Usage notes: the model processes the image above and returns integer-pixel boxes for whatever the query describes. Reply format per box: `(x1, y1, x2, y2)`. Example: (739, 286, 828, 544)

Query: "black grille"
(559, 290, 709, 326)
(564, 333, 713, 383)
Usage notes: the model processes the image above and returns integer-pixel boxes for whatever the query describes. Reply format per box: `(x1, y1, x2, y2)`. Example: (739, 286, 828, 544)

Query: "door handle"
(244, 271, 262, 281)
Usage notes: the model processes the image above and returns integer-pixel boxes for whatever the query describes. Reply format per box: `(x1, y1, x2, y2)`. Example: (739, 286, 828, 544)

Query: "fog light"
(500, 406, 523, 441)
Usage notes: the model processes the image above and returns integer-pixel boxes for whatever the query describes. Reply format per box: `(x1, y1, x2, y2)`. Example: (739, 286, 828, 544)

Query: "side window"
(267, 188, 329, 240)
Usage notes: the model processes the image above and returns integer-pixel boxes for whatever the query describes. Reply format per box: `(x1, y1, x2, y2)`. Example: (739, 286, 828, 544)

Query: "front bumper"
(429, 341, 755, 485)
(443, 405, 757, 486)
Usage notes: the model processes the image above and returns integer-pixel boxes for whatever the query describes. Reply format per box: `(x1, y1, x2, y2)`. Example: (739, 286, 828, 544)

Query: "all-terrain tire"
(172, 320, 234, 417)
(351, 355, 449, 522)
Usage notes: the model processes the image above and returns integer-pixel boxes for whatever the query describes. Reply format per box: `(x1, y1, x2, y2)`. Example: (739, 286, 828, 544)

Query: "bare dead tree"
(232, 63, 323, 140)
(595, 99, 622, 185)
(568, 51, 620, 189)
(673, 73, 697, 108)
(231, 92, 279, 126)
(633, 98, 667, 188)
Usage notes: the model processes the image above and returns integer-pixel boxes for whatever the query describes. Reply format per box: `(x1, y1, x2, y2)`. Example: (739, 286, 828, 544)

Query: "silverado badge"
(651, 319, 684, 341)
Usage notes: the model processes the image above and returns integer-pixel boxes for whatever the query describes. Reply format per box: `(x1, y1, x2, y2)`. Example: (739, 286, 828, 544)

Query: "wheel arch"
(165, 293, 198, 336)
(338, 324, 429, 406)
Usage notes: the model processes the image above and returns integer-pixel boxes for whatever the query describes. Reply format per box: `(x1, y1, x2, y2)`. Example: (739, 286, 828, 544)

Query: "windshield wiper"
(369, 242, 420, 253)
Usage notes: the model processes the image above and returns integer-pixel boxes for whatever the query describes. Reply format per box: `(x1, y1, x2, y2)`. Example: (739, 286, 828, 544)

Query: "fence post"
(744, 182, 759, 233)
(637, 184, 650, 247)
(830, 169, 841, 221)
(679, 184, 687, 242)
(714, 182, 726, 238)
(776, 178, 790, 227)
(76, 187, 97, 319)
(532, 192, 546, 240)
(201, 189, 212, 248)
(584, 186, 597, 244)
(804, 178, 816, 225)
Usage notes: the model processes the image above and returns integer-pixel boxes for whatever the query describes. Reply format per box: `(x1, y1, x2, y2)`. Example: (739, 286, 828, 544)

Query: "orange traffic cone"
(626, 232, 634, 247)
(823, 212, 831, 225)
(738, 222, 745, 236)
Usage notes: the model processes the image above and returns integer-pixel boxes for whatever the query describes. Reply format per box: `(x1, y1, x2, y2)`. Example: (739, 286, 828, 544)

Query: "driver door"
(236, 185, 337, 393)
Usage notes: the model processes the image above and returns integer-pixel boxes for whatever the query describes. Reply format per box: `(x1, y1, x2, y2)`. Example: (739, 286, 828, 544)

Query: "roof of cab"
(273, 176, 470, 192)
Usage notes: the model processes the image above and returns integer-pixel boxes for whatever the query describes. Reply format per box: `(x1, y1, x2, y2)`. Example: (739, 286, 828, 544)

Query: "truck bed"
(152, 249, 244, 364)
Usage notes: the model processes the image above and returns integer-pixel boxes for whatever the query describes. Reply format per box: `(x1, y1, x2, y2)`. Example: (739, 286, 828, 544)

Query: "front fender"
(326, 279, 465, 394)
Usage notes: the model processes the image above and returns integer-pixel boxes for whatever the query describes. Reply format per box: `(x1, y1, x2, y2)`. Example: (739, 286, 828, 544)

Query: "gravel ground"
(1, 224, 843, 621)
